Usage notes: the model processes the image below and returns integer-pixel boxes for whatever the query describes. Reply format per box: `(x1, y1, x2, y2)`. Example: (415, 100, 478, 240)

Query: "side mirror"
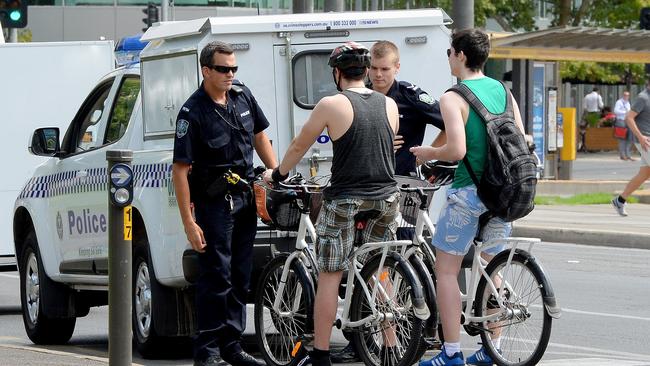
(29, 128, 61, 156)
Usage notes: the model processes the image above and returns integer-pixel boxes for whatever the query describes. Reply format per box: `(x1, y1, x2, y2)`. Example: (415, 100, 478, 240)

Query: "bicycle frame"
(271, 205, 423, 331)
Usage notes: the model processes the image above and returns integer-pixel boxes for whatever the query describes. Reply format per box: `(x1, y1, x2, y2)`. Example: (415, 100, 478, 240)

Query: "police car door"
(51, 73, 140, 277)
(273, 42, 372, 177)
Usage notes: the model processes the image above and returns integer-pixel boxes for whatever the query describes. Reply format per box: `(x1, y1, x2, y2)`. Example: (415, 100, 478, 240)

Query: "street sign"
(110, 163, 133, 188)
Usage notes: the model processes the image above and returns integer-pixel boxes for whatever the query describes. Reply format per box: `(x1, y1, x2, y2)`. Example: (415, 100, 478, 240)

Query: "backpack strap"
(446, 81, 514, 123)
(446, 81, 514, 189)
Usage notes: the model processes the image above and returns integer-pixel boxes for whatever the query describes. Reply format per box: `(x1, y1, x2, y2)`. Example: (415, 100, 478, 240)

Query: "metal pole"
(452, 0, 474, 30)
(107, 150, 134, 366)
(10, 28, 18, 43)
(161, 0, 169, 21)
(324, 0, 344, 12)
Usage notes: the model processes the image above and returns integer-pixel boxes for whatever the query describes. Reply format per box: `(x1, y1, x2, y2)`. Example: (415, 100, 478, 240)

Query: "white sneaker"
(611, 198, 628, 217)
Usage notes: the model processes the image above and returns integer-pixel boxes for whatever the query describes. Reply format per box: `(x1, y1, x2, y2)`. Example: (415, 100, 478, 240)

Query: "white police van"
(13, 9, 452, 357)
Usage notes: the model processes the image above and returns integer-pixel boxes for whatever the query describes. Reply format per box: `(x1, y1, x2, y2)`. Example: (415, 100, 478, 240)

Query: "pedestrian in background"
(614, 91, 634, 161)
(612, 81, 650, 217)
(583, 87, 604, 127)
(578, 87, 604, 151)
(172, 41, 277, 366)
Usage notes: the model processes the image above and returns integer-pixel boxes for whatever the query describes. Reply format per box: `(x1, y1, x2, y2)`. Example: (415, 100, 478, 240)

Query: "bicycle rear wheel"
(254, 255, 315, 366)
(474, 249, 553, 366)
(350, 254, 424, 366)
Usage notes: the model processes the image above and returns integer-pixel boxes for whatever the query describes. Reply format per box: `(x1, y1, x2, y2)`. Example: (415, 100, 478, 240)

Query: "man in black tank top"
(263, 42, 400, 366)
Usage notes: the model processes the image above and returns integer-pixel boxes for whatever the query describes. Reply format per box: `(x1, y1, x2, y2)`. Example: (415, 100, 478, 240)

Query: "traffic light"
(0, 0, 28, 28)
(142, 2, 159, 32)
(641, 7, 650, 30)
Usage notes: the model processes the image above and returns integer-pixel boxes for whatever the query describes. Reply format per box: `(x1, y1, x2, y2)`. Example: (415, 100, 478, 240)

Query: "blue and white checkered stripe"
(19, 164, 171, 199)
(134, 163, 170, 188)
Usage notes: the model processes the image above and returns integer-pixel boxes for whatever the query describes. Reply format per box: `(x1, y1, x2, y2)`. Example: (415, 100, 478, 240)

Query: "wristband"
(271, 167, 289, 183)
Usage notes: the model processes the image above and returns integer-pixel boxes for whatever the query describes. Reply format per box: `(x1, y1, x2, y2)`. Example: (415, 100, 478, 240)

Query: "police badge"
(176, 119, 189, 138)
(418, 92, 434, 105)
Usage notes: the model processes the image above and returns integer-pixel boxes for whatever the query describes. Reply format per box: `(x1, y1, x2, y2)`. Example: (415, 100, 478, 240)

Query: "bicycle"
(398, 161, 562, 366)
(252, 174, 430, 366)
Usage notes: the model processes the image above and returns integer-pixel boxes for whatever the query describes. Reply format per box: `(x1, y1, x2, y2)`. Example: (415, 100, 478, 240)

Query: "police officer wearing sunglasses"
(172, 41, 277, 366)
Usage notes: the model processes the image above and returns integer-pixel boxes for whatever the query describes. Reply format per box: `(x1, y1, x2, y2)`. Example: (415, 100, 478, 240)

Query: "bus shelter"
(487, 26, 650, 179)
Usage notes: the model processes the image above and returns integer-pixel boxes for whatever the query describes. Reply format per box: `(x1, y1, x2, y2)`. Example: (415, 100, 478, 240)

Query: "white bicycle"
(253, 175, 430, 366)
(399, 160, 562, 366)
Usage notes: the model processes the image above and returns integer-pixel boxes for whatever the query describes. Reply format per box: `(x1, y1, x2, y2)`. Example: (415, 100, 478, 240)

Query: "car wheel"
(20, 231, 76, 344)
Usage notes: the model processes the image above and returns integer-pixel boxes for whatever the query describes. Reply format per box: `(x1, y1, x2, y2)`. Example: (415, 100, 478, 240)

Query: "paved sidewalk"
(514, 203, 650, 249)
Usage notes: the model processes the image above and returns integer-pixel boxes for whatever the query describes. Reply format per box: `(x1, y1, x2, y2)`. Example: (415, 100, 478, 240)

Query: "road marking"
(546, 341, 650, 362)
(540, 358, 649, 365)
(533, 304, 650, 322)
(0, 273, 19, 279)
(0, 342, 144, 366)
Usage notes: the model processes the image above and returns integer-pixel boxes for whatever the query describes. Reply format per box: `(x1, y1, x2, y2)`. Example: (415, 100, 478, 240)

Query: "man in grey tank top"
(612, 79, 650, 216)
(263, 42, 400, 366)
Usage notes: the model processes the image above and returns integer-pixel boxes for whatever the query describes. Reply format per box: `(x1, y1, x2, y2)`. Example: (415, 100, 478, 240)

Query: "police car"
(13, 9, 452, 358)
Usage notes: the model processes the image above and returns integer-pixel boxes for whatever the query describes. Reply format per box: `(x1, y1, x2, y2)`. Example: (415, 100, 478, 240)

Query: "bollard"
(107, 150, 134, 366)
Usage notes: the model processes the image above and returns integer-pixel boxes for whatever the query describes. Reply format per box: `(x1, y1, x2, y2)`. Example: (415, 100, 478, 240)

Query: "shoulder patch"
(418, 92, 434, 105)
(176, 119, 189, 138)
(181, 106, 190, 112)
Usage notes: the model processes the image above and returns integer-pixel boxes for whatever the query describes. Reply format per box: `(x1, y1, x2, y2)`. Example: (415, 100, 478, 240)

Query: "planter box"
(585, 127, 618, 151)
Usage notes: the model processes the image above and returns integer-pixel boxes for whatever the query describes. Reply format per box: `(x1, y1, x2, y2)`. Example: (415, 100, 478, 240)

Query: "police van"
(13, 9, 452, 357)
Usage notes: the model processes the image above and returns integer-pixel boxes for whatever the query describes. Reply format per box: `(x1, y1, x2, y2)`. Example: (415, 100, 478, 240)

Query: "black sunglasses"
(207, 64, 238, 74)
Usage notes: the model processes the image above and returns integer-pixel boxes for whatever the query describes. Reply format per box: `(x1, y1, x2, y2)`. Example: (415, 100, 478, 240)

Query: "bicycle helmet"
(420, 160, 458, 185)
(328, 41, 371, 69)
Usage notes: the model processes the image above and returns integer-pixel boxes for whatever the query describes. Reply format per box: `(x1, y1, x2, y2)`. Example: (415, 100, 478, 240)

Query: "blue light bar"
(115, 34, 149, 66)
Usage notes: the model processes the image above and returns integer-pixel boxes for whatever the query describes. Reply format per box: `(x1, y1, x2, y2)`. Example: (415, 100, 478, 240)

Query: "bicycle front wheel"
(254, 254, 315, 366)
(474, 249, 553, 366)
(350, 254, 424, 366)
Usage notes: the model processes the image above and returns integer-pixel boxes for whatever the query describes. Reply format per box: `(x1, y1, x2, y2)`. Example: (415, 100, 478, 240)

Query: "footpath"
(513, 151, 649, 249)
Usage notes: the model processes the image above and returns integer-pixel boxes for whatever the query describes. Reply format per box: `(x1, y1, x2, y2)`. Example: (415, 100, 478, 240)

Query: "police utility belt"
(189, 167, 250, 200)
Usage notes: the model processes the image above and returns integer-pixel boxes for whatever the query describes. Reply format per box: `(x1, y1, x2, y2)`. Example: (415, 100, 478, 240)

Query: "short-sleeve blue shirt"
(173, 81, 270, 180)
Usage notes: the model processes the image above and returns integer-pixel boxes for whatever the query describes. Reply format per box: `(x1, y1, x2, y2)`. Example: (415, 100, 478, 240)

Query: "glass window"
(105, 77, 141, 144)
(142, 52, 198, 137)
(76, 85, 112, 153)
(293, 51, 338, 109)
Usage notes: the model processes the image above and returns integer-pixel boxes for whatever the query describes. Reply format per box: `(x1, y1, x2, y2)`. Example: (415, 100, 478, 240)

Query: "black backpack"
(448, 81, 537, 222)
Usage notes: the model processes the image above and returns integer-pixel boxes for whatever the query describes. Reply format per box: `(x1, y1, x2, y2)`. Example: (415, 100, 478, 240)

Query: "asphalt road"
(1, 242, 649, 365)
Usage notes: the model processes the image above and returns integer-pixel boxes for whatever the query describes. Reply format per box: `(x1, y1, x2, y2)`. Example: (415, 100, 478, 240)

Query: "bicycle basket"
(395, 175, 436, 227)
(253, 181, 324, 231)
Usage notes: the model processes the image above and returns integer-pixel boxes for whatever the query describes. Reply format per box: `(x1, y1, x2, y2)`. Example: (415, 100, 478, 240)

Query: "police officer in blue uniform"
(172, 41, 277, 366)
(331, 40, 445, 364)
(369, 40, 444, 176)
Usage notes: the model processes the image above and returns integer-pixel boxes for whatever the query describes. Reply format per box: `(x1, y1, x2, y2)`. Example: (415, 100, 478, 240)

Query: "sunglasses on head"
(207, 64, 239, 74)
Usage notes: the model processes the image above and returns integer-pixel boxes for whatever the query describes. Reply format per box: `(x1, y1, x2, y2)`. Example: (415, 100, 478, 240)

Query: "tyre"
(20, 231, 76, 344)
(132, 244, 170, 358)
(474, 249, 553, 366)
(254, 255, 315, 366)
(350, 254, 423, 366)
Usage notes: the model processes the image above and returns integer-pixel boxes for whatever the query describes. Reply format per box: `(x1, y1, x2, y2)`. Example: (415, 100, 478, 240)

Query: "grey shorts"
(314, 192, 399, 272)
(635, 143, 650, 166)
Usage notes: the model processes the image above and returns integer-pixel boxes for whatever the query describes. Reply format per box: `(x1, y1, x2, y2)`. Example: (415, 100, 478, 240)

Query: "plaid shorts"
(314, 192, 400, 272)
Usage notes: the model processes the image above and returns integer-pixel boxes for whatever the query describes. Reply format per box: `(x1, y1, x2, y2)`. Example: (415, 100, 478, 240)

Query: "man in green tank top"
(411, 29, 527, 366)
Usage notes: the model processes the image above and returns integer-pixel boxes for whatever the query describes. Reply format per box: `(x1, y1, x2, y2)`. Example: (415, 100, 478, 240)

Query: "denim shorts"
(431, 186, 511, 256)
(315, 192, 399, 272)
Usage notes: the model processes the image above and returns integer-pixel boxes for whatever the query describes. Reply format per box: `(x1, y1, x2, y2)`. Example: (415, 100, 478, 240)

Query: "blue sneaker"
(466, 347, 499, 365)
(419, 346, 465, 366)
